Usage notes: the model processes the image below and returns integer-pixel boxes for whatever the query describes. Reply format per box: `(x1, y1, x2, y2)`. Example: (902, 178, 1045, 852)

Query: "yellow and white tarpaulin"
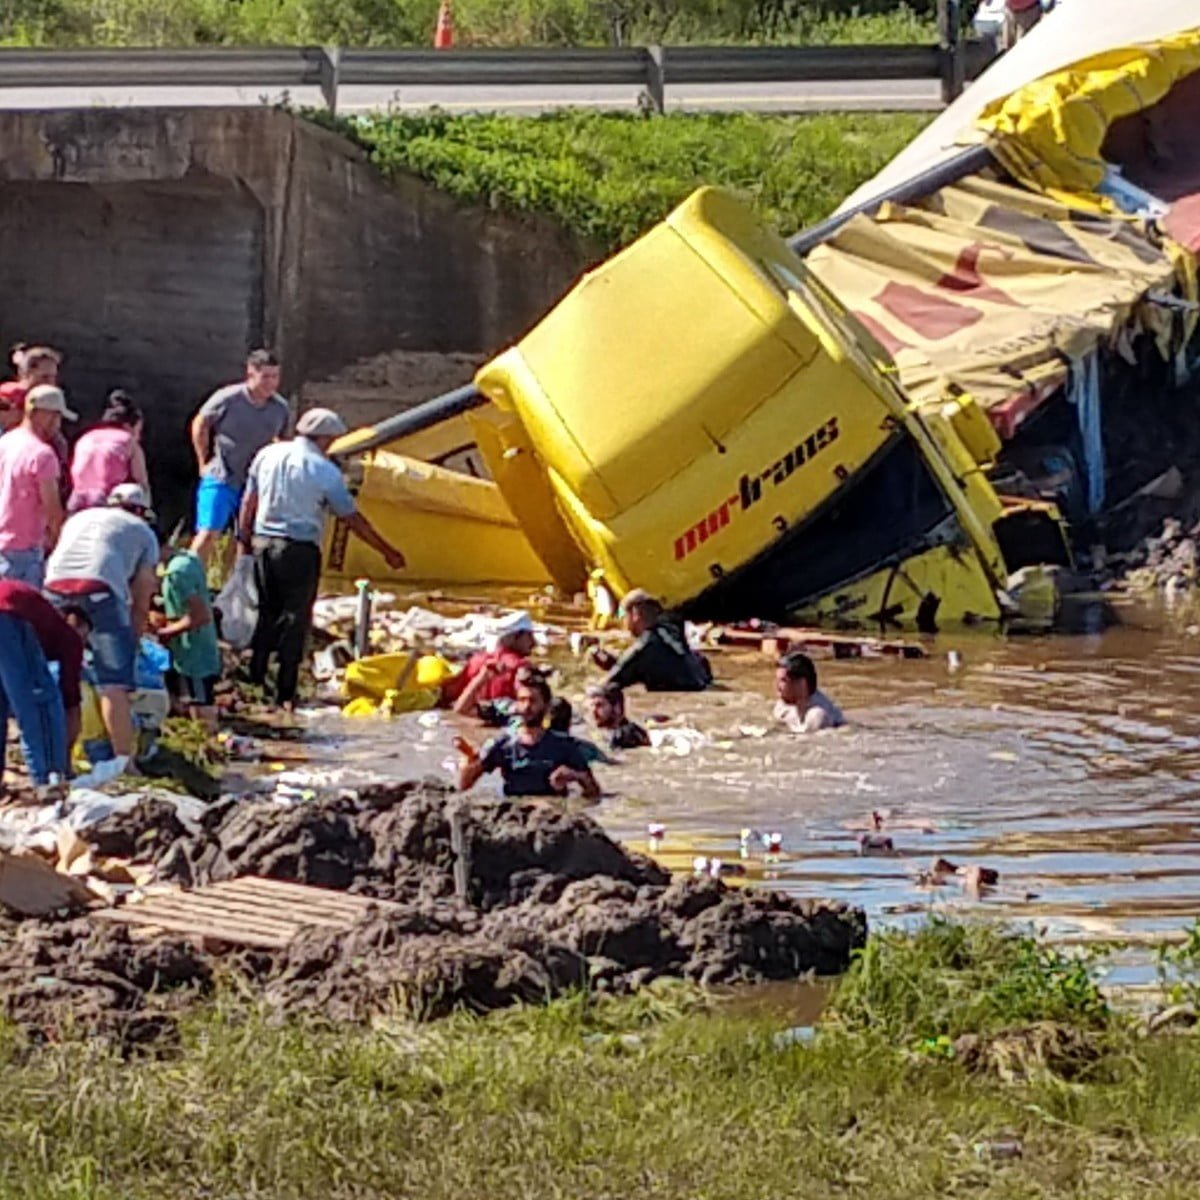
(808, 175, 1177, 437)
(809, 1, 1200, 437)
(839, 0, 1200, 213)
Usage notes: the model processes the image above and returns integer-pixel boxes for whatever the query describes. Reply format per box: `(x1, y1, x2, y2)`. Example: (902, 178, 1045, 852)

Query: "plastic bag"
(136, 637, 171, 689)
(215, 555, 259, 650)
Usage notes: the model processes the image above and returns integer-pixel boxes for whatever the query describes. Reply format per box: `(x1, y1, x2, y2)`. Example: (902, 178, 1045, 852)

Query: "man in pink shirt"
(0, 385, 73, 587)
(1003, 0, 1042, 48)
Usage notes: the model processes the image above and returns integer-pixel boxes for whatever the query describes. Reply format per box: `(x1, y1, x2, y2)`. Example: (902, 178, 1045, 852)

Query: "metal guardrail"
(0, 36, 996, 115)
(0, 47, 329, 88)
(338, 47, 652, 87)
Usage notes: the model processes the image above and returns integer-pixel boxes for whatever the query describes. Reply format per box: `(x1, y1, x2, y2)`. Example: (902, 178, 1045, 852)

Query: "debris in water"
(859, 833, 895, 857)
(962, 864, 1000, 899)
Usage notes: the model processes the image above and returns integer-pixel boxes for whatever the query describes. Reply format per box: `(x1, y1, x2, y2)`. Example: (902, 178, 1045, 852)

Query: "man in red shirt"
(440, 610, 537, 718)
(0, 579, 85, 788)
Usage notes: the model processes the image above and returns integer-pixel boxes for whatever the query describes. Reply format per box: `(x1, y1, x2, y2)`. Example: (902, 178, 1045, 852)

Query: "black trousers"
(249, 537, 321, 706)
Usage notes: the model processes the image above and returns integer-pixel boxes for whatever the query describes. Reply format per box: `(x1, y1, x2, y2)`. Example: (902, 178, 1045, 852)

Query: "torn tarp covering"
(806, 175, 1177, 436)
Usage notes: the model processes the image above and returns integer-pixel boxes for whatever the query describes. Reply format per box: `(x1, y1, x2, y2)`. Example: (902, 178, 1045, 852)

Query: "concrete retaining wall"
(0, 107, 593, 514)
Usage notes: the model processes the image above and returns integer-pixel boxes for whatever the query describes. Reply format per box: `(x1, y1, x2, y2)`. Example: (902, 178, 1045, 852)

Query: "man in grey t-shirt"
(45, 484, 160, 765)
(190, 348, 291, 565)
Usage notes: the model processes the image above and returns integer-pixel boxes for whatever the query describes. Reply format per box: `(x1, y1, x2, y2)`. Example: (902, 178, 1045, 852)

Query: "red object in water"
(434, 0, 453, 48)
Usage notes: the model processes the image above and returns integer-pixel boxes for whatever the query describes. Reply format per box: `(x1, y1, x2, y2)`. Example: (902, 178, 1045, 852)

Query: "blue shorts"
(195, 476, 241, 534)
(51, 590, 137, 691)
(0, 547, 45, 589)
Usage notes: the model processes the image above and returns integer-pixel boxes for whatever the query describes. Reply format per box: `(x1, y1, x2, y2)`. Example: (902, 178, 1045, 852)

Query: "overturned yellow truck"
(327, 0, 1200, 632)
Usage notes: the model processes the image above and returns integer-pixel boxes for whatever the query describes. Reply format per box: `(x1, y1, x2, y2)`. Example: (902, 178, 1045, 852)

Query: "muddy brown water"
(294, 595, 1200, 987)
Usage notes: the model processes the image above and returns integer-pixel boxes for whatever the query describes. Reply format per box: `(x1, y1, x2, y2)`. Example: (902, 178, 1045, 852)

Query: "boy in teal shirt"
(157, 548, 222, 730)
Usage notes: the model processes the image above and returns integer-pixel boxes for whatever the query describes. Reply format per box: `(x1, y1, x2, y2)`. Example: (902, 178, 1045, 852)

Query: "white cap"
(108, 483, 152, 512)
(296, 407, 348, 438)
(26, 385, 78, 421)
(495, 610, 535, 638)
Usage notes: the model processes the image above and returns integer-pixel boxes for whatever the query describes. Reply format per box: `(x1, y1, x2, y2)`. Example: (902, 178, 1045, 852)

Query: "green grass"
(6, 922, 1200, 1198)
(327, 109, 930, 250)
(0, 0, 940, 48)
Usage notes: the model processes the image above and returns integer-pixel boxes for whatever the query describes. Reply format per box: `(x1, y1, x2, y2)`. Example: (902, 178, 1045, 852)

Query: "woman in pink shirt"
(68, 391, 150, 514)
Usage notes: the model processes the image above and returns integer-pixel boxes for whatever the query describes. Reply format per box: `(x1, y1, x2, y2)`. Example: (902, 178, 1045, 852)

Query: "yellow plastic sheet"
(341, 651, 453, 715)
(978, 31, 1200, 202)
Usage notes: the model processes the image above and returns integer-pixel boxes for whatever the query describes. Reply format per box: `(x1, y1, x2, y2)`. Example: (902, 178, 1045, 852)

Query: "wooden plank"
(92, 875, 395, 949)
(116, 894, 310, 936)
(104, 907, 291, 949)
(137, 890, 350, 930)
(710, 624, 926, 659)
(216, 876, 395, 914)
(100, 900, 303, 944)
(220, 876, 388, 908)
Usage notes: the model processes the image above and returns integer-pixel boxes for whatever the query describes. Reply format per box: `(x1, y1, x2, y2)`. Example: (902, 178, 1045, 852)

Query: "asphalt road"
(0, 77, 942, 114)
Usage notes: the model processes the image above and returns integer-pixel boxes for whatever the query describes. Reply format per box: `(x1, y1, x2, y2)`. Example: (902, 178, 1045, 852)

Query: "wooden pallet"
(710, 624, 926, 660)
(94, 876, 399, 949)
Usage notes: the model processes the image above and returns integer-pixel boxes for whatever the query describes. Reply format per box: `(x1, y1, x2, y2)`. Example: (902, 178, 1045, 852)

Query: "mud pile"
(0, 919, 212, 1053)
(153, 779, 670, 907)
(0, 784, 867, 1040)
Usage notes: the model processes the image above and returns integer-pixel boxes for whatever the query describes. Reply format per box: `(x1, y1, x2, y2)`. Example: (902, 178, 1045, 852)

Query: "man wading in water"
(592, 589, 712, 692)
(457, 674, 600, 798)
(773, 651, 845, 734)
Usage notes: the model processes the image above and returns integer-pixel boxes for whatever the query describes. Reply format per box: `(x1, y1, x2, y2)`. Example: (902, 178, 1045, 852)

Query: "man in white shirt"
(773, 651, 845, 734)
(237, 406, 404, 712)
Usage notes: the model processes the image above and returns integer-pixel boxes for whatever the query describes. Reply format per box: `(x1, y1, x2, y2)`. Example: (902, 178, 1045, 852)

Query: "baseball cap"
(26, 385, 78, 421)
(296, 407, 348, 438)
(620, 588, 655, 609)
(108, 483, 152, 512)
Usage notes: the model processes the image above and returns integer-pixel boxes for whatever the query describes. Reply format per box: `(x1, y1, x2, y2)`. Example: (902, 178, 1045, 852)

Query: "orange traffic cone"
(434, 0, 453, 48)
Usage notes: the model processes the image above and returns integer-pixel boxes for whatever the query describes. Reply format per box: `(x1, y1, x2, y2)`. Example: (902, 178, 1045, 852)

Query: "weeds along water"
(5, 921, 1200, 1198)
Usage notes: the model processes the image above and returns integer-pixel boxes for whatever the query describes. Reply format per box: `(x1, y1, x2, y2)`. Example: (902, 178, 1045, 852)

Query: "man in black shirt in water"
(586, 682, 651, 750)
(593, 589, 712, 692)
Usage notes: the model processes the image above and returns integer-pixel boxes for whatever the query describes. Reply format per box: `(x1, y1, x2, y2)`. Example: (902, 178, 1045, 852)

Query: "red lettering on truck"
(672, 417, 840, 562)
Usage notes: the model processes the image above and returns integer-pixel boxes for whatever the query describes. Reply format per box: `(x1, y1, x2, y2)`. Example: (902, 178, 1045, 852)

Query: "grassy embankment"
(0, 0, 937, 249)
(6, 921, 1200, 1198)
(0, 1, 937, 48)
(324, 109, 932, 251)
